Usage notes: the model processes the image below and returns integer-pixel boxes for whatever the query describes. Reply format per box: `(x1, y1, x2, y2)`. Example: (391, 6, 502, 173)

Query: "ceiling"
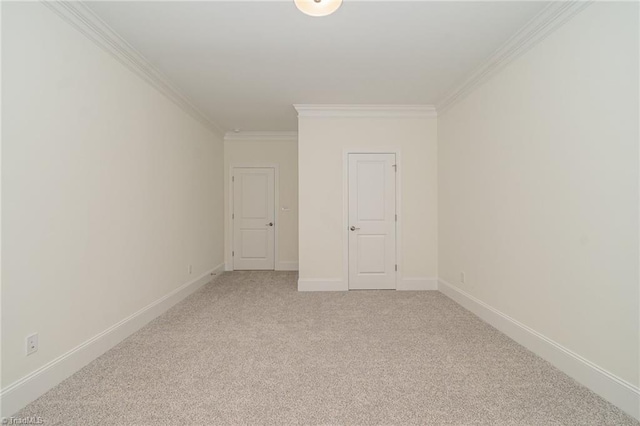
(88, 1, 549, 132)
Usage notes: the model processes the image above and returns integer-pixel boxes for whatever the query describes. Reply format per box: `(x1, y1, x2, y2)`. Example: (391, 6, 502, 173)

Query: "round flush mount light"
(294, 0, 343, 17)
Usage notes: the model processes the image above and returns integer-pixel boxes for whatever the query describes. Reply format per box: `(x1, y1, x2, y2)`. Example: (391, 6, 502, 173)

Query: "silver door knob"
(350, 226, 360, 231)
(267, 222, 274, 227)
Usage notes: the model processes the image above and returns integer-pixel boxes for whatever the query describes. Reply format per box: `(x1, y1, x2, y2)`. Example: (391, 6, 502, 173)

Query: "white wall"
(298, 114, 438, 289)
(439, 1, 638, 390)
(1, 0, 224, 405)
(224, 136, 298, 270)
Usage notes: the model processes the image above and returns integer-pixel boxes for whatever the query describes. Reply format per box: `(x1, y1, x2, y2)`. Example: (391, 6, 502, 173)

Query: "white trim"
(294, 104, 437, 118)
(397, 277, 438, 291)
(224, 131, 298, 142)
(436, 1, 592, 114)
(298, 278, 347, 292)
(276, 261, 299, 271)
(228, 164, 280, 271)
(438, 278, 640, 421)
(342, 149, 402, 290)
(0, 263, 225, 417)
(41, 1, 224, 137)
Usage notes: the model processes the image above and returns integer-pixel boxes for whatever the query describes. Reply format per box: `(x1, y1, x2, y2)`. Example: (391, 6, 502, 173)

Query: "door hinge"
(232, 176, 235, 182)
(392, 164, 397, 172)
(232, 213, 234, 219)
(395, 264, 398, 271)
(232, 251, 234, 257)
(395, 214, 397, 222)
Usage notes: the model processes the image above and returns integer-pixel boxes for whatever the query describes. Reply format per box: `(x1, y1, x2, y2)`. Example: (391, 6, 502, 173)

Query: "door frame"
(343, 149, 402, 289)
(227, 164, 280, 271)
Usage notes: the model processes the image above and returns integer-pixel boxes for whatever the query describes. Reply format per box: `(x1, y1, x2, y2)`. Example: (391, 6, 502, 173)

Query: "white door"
(348, 153, 397, 290)
(233, 168, 275, 270)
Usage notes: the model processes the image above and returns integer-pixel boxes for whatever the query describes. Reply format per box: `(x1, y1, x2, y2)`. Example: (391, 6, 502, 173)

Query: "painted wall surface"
(224, 139, 299, 269)
(298, 116, 438, 285)
(2, 2, 224, 387)
(439, 2, 639, 386)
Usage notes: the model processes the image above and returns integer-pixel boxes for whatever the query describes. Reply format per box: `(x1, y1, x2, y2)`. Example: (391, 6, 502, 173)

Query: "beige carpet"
(16, 271, 638, 425)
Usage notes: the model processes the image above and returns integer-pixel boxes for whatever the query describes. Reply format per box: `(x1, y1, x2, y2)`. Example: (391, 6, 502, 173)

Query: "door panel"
(240, 230, 269, 258)
(357, 235, 386, 273)
(348, 153, 396, 289)
(241, 174, 268, 218)
(233, 168, 275, 270)
(357, 162, 386, 220)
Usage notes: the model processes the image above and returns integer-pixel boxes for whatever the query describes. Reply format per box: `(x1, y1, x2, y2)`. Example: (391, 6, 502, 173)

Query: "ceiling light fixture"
(294, 0, 342, 17)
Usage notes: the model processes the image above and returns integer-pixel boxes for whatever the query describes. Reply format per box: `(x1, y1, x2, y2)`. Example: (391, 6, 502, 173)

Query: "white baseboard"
(276, 261, 299, 271)
(397, 277, 438, 291)
(298, 277, 437, 291)
(225, 261, 298, 272)
(298, 278, 347, 291)
(0, 263, 225, 417)
(438, 278, 640, 421)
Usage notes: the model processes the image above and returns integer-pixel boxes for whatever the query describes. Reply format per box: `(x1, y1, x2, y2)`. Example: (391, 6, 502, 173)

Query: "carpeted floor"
(16, 271, 638, 425)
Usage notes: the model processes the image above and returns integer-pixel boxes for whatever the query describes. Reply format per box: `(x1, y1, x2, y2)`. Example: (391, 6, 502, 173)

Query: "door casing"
(228, 164, 280, 271)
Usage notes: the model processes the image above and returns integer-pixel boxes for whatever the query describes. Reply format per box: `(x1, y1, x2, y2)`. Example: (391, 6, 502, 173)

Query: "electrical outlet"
(26, 333, 38, 356)
(460, 272, 466, 284)
(188, 265, 192, 274)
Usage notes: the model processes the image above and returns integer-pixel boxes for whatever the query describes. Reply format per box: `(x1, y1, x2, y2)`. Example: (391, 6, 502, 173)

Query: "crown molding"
(293, 104, 437, 118)
(436, 1, 592, 114)
(41, 1, 225, 138)
(224, 131, 298, 142)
